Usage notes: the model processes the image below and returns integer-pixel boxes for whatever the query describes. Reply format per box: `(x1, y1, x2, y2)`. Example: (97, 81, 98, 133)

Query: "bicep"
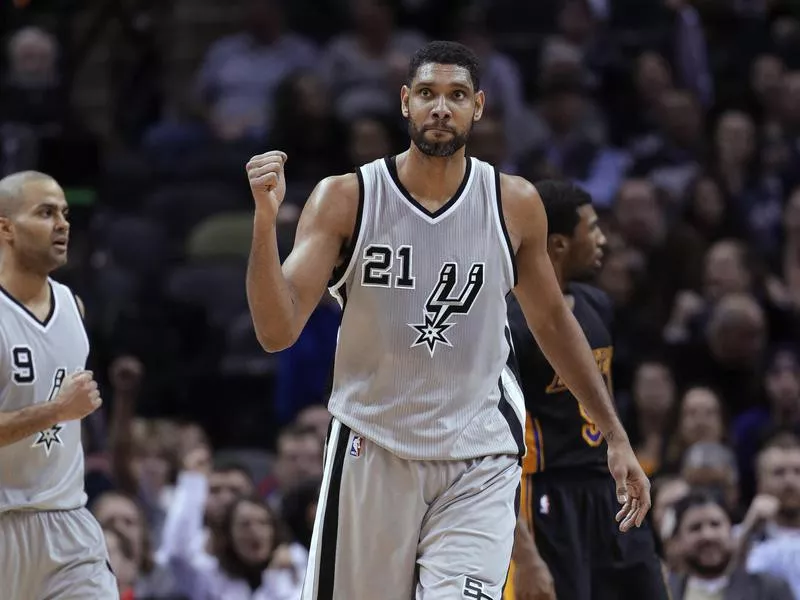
(281, 180, 354, 321)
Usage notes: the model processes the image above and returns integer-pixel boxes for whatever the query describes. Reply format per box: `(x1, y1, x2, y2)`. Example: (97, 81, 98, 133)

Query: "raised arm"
(502, 174, 650, 530)
(246, 151, 358, 352)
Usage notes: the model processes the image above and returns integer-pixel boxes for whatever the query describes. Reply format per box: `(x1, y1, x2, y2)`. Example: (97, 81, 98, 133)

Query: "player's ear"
(548, 234, 569, 257)
(400, 85, 410, 118)
(473, 90, 485, 122)
(0, 217, 12, 242)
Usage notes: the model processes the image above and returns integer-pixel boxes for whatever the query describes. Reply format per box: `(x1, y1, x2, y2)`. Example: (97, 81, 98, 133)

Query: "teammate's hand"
(53, 371, 102, 421)
(608, 442, 651, 532)
(514, 556, 556, 600)
(246, 151, 288, 221)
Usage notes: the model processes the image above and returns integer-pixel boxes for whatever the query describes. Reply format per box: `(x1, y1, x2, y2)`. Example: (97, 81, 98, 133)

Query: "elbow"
(255, 328, 297, 353)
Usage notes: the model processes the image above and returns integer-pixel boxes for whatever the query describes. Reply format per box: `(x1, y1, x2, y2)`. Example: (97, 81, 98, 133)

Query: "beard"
(684, 552, 730, 579)
(408, 119, 472, 157)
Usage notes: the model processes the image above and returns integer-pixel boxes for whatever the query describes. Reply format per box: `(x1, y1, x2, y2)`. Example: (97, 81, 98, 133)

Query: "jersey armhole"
(328, 167, 366, 293)
(492, 167, 518, 288)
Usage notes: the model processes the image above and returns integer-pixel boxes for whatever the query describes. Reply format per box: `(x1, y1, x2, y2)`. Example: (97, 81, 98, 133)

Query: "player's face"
(566, 204, 606, 278)
(402, 63, 484, 157)
(677, 503, 733, 577)
(230, 500, 275, 565)
(0, 178, 69, 273)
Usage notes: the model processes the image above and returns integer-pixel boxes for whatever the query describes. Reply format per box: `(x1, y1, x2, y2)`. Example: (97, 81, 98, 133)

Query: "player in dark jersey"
(505, 180, 669, 600)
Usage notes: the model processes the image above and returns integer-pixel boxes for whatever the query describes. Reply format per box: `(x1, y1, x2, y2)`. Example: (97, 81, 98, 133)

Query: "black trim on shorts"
(317, 422, 351, 600)
(329, 168, 365, 287)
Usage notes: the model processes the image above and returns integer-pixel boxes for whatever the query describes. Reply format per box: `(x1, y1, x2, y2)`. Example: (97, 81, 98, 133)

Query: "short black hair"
(407, 41, 481, 91)
(535, 179, 592, 237)
(673, 489, 730, 533)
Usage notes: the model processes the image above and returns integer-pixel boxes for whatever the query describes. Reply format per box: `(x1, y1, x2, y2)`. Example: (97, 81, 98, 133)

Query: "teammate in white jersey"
(0, 171, 118, 599)
(246, 41, 650, 600)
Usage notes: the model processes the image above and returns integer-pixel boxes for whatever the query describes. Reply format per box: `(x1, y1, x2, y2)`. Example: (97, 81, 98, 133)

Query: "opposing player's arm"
(512, 513, 539, 563)
(246, 173, 357, 352)
(503, 175, 626, 445)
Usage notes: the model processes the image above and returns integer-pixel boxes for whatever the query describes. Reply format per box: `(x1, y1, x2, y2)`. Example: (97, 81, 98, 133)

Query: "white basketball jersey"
(327, 156, 526, 461)
(0, 279, 89, 512)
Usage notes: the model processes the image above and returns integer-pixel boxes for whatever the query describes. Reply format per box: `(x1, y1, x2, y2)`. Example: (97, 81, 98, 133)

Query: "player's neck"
(399, 146, 467, 205)
(0, 256, 50, 305)
(550, 259, 568, 293)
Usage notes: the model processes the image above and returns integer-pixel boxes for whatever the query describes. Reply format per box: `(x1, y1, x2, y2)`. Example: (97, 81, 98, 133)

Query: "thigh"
(590, 481, 670, 600)
(303, 419, 425, 600)
(0, 511, 39, 600)
(417, 455, 521, 600)
(530, 477, 591, 600)
(39, 508, 119, 600)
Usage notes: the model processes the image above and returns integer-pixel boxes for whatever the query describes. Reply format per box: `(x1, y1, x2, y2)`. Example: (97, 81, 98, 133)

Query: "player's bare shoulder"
(497, 172, 543, 254)
(301, 172, 361, 243)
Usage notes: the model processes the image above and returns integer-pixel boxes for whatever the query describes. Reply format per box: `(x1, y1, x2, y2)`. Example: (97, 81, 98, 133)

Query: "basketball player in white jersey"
(0, 171, 119, 599)
(246, 41, 650, 600)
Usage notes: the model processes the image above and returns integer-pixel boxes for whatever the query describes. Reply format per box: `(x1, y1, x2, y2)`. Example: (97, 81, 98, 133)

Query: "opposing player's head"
(0, 170, 69, 274)
(402, 41, 484, 157)
(537, 179, 606, 280)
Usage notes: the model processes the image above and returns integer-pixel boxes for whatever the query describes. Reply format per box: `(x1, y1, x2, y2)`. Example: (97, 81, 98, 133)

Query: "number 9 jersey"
(0, 280, 90, 513)
(507, 282, 614, 476)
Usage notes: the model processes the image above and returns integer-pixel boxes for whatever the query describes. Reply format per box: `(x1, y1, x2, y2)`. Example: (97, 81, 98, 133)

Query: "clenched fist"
(53, 371, 102, 422)
(246, 151, 288, 222)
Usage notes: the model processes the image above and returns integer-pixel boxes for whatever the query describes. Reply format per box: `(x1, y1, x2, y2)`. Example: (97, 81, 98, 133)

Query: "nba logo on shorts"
(539, 494, 550, 515)
(350, 435, 363, 457)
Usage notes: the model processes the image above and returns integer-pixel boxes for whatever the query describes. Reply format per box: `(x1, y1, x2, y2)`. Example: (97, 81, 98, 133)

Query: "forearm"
(534, 305, 626, 444)
(0, 402, 61, 448)
(512, 513, 541, 564)
(247, 210, 298, 351)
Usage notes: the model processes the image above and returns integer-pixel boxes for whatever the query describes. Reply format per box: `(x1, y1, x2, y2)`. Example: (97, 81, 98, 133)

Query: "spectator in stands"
(669, 293, 768, 415)
(667, 490, 794, 600)
(194, 0, 318, 142)
(651, 475, 690, 571)
(104, 525, 140, 600)
(743, 437, 800, 598)
(260, 424, 323, 508)
(782, 187, 800, 310)
(293, 404, 331, 447)
(157, 445, 255, 572)
(280, 477, 321, 550)
(320, 0, 426, 121)
(734, 347, 800, 500)
(628, 89, 705, 200)
(663, 387, 727, 472)
(627, 359, 677, 476)
(91, 490, 178, 598)
(680, 442, 741, 520)
(168, 495, 305, 600)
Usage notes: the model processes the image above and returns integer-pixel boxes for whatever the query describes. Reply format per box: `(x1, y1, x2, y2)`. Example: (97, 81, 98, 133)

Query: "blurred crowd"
(2, 0, 800, 598)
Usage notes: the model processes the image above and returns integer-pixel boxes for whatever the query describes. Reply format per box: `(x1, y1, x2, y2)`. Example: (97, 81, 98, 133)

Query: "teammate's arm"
(246, 151, 357, 352)
(0, 371, 102, 448)
(502, 174, 650, 530)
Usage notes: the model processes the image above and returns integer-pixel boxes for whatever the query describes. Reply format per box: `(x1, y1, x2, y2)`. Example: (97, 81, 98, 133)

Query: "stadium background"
(2, 0, 800, 598)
